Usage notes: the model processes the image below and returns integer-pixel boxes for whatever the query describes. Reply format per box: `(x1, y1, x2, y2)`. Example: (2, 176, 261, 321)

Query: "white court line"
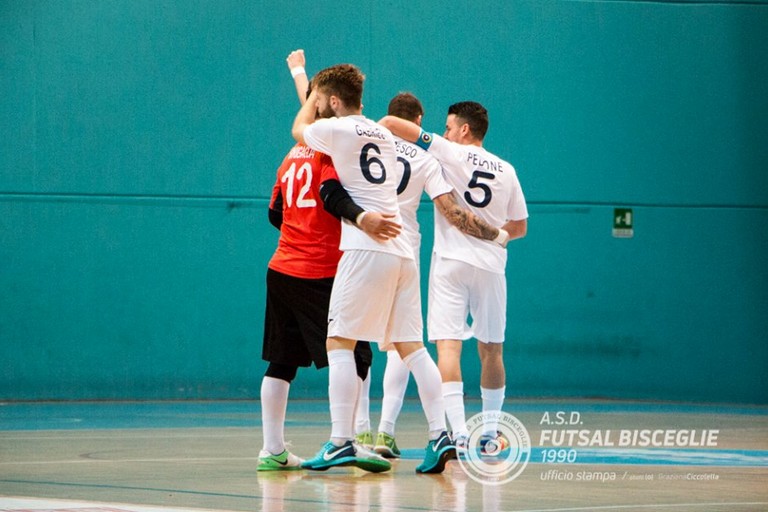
(0, 457, 258, 466)
(0, 496, 240, 512)
(510, 502, 768, 512)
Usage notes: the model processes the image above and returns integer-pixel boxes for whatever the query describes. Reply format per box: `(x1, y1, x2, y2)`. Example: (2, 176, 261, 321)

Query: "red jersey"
(268, 143, 343, 279)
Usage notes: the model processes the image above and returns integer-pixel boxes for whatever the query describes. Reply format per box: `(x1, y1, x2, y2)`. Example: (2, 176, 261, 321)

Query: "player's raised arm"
(433, 191, 511, 247)
(286, 49, 309, 106)
(292, 89, 317, 144)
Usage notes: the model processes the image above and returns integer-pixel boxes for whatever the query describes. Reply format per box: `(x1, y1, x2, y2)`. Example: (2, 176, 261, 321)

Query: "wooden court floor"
(1, 400, 767, 512)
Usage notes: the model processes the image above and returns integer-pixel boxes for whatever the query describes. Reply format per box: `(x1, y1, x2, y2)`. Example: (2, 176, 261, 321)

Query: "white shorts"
(427, 254, 506, 343)
(328, 250, 423, 344)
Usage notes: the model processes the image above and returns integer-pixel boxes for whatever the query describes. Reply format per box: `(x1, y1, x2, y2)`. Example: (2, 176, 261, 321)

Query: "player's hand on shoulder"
(358, 212, 401, 242)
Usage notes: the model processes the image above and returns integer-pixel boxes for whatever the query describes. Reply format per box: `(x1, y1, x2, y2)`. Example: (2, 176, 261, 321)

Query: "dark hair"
(313, 64, 365, 109)
(448, 101, 489, 140)
(387, 92, 424, 122)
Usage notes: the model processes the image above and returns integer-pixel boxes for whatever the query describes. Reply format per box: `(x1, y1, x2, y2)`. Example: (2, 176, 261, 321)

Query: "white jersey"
(303, 116, 413, 260)
(392, 136, 453, 255)
(427, 135, 528, 274)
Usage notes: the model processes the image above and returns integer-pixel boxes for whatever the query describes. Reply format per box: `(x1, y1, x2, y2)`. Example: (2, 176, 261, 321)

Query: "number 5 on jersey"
(465, 170, 494, 208)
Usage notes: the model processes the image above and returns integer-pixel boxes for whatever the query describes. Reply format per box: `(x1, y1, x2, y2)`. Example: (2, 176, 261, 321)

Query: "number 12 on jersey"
(281, 162, 317, 208)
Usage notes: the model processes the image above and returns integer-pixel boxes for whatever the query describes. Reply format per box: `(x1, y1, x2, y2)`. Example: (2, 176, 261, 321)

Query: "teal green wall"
(2, 1, 767, 403)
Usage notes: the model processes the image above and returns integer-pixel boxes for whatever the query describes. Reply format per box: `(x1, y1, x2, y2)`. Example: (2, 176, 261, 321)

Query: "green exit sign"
(613, 208, 633, 238)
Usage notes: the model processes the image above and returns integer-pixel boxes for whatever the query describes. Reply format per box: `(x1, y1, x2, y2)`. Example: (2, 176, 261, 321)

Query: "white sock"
(328, 349, 357, 444)
(403, 347, 445, 439)
(260, 376, 290, 454)
(378, 350, 410, 436)
(355, 372, 371, 434)
(481, 386, 505, 436)
(443, 381, 468, 438)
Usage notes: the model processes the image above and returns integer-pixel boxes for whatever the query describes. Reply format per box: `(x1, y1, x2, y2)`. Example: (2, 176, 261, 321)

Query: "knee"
(265, 362, 298, 383)
(354, 341, 372, 381)
(478, 342, 503, 363)
(437, 339, 463, 360)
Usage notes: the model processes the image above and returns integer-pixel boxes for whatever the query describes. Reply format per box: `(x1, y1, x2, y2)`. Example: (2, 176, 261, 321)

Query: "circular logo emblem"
(457, 411, 532, 485)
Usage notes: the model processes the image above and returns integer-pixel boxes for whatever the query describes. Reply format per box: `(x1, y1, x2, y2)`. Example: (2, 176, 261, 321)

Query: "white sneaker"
(453, 434, 469, 453)
(352, 442, 392, 473)
(353, 442, 388, 461)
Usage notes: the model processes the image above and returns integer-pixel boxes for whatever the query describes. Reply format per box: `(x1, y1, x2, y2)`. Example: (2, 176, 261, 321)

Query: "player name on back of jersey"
(289, 145, 315, 159)
(395, 140, 419, 157)
(466, 151, 503, 173)
(355, 124, 387, 140)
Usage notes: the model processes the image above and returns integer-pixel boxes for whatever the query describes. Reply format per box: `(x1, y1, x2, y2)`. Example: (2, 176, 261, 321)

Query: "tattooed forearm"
(435, 193, 498, 241)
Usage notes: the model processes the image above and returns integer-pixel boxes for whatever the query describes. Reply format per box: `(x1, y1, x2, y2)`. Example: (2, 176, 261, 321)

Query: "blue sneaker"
(480, 431, 510, 457)
(301, 441, 357, 471)
(301, 440, 391, 473)
(415, 431, 456, 474)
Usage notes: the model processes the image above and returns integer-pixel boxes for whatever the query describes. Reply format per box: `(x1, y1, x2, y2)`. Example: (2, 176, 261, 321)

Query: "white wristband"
(355, 211, 367, 226)
(290, 66, 306, 78)
(494, 228, 509, 246)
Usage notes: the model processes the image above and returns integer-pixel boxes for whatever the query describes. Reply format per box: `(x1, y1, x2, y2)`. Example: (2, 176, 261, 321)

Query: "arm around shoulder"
(433, 192, 500, 242)
(378, 115, 422, 143)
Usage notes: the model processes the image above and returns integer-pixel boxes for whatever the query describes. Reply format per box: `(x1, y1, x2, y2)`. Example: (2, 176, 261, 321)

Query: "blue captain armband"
(415, 129, 434, 150)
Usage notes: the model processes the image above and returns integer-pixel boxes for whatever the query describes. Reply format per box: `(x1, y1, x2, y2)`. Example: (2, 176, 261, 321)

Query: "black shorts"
(262, 268, 372, 374)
